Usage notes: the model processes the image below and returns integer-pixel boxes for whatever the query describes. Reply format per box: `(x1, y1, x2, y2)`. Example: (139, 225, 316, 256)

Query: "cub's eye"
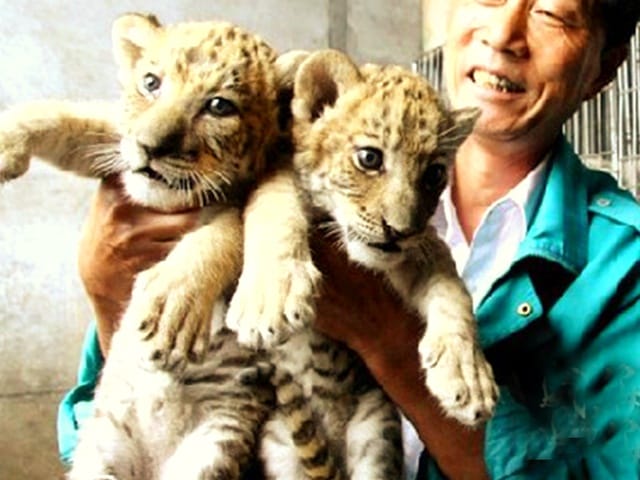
(423, 163, 447, 189)
(141, 73, 162, 94)
(207, 97, 238, 117)
(354, 147, 384, 172)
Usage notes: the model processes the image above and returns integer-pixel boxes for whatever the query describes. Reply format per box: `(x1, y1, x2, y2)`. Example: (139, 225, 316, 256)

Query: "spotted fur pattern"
(0, 13, 322, 371)
(239, 51, 500, 480)
(0, 13, 317, 480)
(291, 51, 499, 426)
(0, 16, 497, 480)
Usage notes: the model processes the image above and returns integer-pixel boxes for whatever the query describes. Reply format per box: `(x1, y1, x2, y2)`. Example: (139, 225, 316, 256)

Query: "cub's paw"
(124, 262, 215, 371)
(0, 150, 30, 183)
(418, 331, 499, 426)
(226, 257, 321, 349)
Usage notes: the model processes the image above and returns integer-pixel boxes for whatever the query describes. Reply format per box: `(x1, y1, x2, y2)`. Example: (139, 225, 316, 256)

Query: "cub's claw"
(125, 263, 214, 371)
(236, 361, 274, 386)
(226, 257, 321, 350)
(0, 151, 30, 183)
(0, 121, 33, 183)
(418, 331, 499, 426)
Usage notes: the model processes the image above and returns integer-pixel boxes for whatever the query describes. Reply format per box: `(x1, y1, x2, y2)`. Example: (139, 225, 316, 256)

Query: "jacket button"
(596, 197, 612, 207)
(517, 302, 533, 317)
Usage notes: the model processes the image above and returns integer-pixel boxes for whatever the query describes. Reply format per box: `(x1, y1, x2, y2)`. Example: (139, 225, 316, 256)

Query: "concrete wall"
(0, 0, 422, 106)
(0, 1, 421, 478)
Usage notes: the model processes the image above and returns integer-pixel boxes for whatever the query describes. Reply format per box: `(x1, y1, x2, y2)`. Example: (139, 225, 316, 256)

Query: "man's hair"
(599, 0, 640, 49)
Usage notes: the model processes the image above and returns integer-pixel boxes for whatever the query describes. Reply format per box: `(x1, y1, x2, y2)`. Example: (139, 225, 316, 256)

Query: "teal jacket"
(57, 321, 103, 466)
(424, 137, 640, 478)
(59, 137, 640, 478)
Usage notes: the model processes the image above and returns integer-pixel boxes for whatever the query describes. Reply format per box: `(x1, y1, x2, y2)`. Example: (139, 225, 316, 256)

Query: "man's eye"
(531, 9, 566, 26)
(206, 97, 238, 117)
(530, 0, 584, 28)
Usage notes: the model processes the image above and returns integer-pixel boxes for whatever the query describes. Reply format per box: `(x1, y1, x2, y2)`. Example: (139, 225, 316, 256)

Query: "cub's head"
(292, 50, 478, 267)
(111, 13, 292, 211)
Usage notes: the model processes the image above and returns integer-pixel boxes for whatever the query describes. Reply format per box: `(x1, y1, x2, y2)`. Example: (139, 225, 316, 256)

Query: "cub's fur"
(0, 13, 320, 369)
(238, 50, 499, 450)
(0, 16, 498, 480)
(0, 13, 317, 479)
(0, 13, 405, 480)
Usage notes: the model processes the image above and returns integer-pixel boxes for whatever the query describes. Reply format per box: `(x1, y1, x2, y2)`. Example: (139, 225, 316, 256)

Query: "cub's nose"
(141, 132, 184, 159)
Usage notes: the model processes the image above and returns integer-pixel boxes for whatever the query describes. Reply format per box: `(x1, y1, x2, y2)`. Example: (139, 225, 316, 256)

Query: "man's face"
(444, 0, 606, 147)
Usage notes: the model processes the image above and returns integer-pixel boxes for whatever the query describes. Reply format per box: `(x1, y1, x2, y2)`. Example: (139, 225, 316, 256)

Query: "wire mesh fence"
(412, 23, 640, 198)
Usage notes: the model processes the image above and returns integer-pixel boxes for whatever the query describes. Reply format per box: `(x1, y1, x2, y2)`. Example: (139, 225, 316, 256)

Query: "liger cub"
(223, 50, 500, 479)
(0, 12, 321, 370)
(238, 48, 500, 462)
(0, 13, 320, 480)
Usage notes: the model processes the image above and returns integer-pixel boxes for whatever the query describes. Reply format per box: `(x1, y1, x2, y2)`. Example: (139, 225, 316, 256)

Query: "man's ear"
(112, 12, 162, 75)
(291, 49, 362, 124)
(585, 44, 629, 100)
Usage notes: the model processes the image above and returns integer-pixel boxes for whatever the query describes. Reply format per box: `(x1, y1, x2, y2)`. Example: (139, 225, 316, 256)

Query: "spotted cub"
(0, 13, 319, 479)
(0, 13, 319, 368)
(237, 50, 499, 432)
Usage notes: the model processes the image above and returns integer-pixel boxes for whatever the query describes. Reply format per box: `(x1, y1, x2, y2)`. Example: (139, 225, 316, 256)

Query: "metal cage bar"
(412, 23, 640, 198)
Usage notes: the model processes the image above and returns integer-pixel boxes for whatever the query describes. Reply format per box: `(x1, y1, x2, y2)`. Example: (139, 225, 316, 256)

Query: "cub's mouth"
(344, 226, 403, 254)
(134, 166, 166, 183)
(133, 166, 196, 190)
(367, 241, 402, 253)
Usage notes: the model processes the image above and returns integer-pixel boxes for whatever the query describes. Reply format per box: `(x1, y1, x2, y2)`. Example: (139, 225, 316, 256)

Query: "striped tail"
(272, 369, 343, 480)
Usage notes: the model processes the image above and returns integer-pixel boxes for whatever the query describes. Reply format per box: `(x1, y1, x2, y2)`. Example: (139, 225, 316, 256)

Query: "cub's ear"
(292, 49, 362, 124)
(112, 12, 162, 73)
(441, 107, 480, 151)
(274, 50, 310, 131)
(275, 50, 310, 92)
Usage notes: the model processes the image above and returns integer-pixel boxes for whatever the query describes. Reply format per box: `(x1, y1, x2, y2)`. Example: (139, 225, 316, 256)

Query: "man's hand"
(78, 175, 200, 355)
(311, 234, 489, 480)
(310, 234, 421, 354)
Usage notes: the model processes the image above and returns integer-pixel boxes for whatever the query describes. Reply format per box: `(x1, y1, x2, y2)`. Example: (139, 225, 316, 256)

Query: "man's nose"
(479, 0, 529, 58)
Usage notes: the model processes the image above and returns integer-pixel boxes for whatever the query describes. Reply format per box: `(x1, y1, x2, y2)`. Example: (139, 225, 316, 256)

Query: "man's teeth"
(473, 70, 523, 93)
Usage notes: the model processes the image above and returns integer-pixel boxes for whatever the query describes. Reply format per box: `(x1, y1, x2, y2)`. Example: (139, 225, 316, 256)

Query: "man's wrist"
(351, 316, 489, 479)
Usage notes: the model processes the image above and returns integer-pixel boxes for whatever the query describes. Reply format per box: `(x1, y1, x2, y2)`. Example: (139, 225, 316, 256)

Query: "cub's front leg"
(226, 168, 321, 349)
(393, 234, 499, 426)
(0, 100, 120, 182)
(124, 206, 243, 369)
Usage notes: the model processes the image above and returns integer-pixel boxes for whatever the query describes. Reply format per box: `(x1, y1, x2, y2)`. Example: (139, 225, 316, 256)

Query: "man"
(59, 0, 640, 478)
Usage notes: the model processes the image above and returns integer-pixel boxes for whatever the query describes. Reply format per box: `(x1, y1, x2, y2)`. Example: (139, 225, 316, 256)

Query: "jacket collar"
(475, 137, 589, 348)
(515, 136, 589, 274)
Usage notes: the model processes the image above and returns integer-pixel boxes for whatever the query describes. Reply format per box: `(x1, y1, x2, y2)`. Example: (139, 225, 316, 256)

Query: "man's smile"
(470, 68, 526, 93)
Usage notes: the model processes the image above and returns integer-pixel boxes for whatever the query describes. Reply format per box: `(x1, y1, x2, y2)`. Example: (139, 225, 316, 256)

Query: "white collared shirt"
(402, 157, 549, 479)
(434, 157, 549, 307)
